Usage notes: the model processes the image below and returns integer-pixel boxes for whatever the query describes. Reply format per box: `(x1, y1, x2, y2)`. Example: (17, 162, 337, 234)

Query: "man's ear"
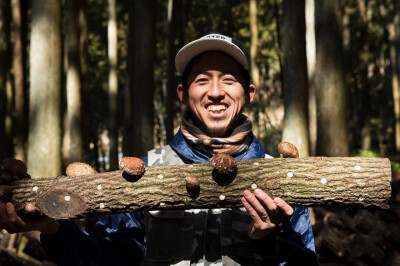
(177, 84, 189, 106)
(246, 84, 256, 104)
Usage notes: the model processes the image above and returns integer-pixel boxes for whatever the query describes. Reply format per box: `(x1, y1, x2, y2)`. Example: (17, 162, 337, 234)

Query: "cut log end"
(36, 187, 87, 219)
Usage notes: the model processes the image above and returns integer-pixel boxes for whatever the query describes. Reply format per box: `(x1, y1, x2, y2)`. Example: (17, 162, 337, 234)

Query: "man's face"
(178, 51, 255, 137)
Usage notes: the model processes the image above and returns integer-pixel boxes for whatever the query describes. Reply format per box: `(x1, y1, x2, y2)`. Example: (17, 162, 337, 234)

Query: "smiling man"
(0, 33, 317, 265)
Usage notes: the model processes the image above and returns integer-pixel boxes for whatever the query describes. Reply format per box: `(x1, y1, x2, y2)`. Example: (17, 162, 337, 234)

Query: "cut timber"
(10, 157, 392, 219)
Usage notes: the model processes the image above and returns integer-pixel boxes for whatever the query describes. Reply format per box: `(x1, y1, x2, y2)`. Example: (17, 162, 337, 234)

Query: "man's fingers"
(274, 197, 294, 216)
(254, 189, 279, 214)
(6, 203, 25, 226)
(243, 190, 270, 218)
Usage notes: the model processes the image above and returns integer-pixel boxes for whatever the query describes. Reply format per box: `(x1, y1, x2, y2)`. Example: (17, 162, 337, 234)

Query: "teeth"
(207, 105, 226, 112)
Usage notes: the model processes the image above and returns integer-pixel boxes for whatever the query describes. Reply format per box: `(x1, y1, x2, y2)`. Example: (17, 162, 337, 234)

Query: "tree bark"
(315, 0, 349, 156)
(165, 0, 176, 143)
(28, 0, 62, 178)
(249, 0, 260, 138)
(10, 157, 392, 219)
(306, 0, 316, 156)
(281, 0, 310, 157)
(108, 0, 119, 170)
(358, 0, 371, 151)
(64, 0, 83, 164)
(0, 0, 11, 162)
(390, 0, 400, 152)
(12, 0, 27, 162)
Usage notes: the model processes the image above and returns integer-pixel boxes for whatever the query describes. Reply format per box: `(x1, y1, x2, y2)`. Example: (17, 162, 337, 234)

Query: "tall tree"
(306, 0, 316, 156)
(315, 0, 349, 156)
(0, 0, 11, 162)
(108, 0, 118, 170)
(281, 0, 309, 157)
(165, 0, 176, 143)
(389, 0, 400, 152)
(12, 0, 27, 161)
(358, 0, 371, 150)
(124, 0, 155, 157)
(28, 0, 62, 178)
(64, 0, 82, 165)
(249, 0, 260, 137)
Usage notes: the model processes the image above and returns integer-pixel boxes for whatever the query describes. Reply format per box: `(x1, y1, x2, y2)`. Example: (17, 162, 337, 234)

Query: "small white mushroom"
(97, 184, 102, 190)
(157, 174, 164, 179)
(64, 195, 71, 202)
(354, 165, 361, 171)
(251, 183, 257, 190)
(219, 195, 226, 201)
(321, 178, 327, 184)
(253, 162, 260, 166)
(287, 171, 294, 178)
(99, 203, 105, 208)
(32, 186, 38, 192)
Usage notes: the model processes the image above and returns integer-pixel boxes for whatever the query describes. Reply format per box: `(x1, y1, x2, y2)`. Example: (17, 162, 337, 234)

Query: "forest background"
(0, 0, 400, 265)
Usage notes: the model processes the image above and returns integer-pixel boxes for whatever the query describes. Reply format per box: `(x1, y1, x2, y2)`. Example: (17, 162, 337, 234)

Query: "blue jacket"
(41, 130, 317, 265)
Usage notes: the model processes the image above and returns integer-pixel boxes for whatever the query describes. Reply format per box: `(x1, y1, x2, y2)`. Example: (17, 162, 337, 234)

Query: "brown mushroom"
(0, 185, 13, 202)
(119, 157, 145, 176)
(185, 175, 200, 198)
(186, 175, 200, 190)
(66, 162, 97, 177)
(277, 142, 299, 158)
(210, 153, 237, 175)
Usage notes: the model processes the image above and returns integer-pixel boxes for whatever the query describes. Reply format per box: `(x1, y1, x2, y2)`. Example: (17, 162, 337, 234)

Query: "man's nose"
(208, 80, 224, 98)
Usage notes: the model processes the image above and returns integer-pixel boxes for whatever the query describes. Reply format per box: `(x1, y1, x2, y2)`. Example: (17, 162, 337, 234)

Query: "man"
(0, 33, 317, 265)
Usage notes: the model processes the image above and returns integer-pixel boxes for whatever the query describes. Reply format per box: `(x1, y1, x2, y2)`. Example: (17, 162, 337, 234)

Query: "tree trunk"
(249, 0, 260, 138)
(358, 0, 371, 151)
(306, 0, 316, 156)
(11, 157, 392, 219)
(165, 0, 176, 143)
(390, 0, 400, 152)
(28, 0, 62, 178)
(0, 0, 11, 162)
(315, 0, 349, 156)
(127, 0, 155, 157)
(64, 0, 82, 164)
(281, 0, 310, 157)
(12, 0, 27, 162)
(108, 0, 119, 170)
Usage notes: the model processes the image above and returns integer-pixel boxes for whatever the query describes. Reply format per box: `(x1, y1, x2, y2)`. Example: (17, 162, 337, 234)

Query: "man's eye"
(224, 78, 236, 83)
(196, 78, 208, 83)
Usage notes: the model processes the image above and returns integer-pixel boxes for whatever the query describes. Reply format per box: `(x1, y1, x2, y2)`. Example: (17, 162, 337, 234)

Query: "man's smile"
(206, 104, 227, 115)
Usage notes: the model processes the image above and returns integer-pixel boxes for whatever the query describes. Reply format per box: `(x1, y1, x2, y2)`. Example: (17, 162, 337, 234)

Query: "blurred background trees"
(1, 0, 400, 264)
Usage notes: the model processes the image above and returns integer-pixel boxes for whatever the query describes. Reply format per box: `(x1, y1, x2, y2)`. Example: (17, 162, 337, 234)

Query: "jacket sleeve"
(40, 212, 145, 266)
(250, 207, 318, 265)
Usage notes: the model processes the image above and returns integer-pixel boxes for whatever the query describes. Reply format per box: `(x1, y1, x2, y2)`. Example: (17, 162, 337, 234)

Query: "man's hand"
(241, 188, 294, 240)
(0, 201, 59, 235)
(0, 158, 59, 235)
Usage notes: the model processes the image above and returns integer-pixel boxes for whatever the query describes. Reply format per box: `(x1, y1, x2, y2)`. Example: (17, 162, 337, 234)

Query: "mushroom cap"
(119, 157, 145, 176)
(210, 153, 237, 175)
(277, 142, 299, 158)
(1, 158, 27, 177)
(185, 175, 200, 190)
(66, 162, 97, 177)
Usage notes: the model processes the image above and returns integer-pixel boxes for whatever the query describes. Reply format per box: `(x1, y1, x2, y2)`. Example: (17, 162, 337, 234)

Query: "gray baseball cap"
(175, 33, 249, 75)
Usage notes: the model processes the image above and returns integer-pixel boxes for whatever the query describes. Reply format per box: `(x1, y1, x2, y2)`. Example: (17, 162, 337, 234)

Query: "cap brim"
(175, 38, 248, 75)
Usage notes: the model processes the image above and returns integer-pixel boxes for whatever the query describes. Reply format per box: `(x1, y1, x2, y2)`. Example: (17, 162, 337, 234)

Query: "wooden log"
(9, 157, 392, 219)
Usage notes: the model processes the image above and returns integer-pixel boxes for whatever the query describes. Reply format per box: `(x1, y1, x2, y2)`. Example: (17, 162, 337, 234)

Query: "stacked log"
(314, 179, 400, 265)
